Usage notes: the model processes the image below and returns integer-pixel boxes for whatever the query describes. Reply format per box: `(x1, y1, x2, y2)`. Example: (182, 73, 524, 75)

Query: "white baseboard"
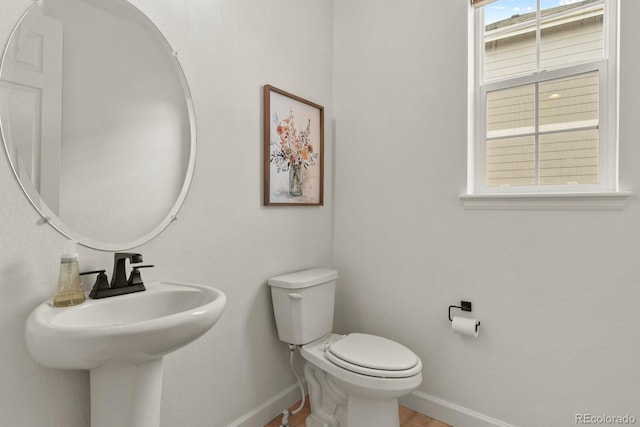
(400, 390, 516, 427)
(226, 381, 307, 427)
(225, 383, 512, 427)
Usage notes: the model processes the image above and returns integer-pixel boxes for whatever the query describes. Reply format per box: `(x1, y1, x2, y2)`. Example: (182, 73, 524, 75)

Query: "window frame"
(468, 0, 620, 198)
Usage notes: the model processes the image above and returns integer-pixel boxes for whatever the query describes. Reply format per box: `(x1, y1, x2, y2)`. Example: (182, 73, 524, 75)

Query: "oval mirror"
(0, 0, 196, 250)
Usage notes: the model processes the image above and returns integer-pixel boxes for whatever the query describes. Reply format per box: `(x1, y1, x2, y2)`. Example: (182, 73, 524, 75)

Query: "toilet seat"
(325, 333, 422, 378)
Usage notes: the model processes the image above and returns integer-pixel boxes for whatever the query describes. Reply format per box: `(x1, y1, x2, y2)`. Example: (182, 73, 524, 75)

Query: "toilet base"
(303, 361, 404, 427)
(306, 413, 335, 427)
(346, 395, 399, 427)
(304, 363, 343, 427)
(305, 396, 400, 427)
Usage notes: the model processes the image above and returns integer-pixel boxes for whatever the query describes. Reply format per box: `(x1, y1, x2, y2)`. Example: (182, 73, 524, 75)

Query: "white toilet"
(268, 268, 422, 427)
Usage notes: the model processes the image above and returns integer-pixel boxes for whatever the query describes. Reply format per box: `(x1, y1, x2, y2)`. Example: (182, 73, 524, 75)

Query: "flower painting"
(270, 111, 317, 174)
(264, 85, 324, 205)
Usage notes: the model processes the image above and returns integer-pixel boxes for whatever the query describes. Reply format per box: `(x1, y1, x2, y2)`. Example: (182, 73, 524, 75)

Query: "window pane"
(541, 0, 600, 17)
(539, 129, 599, 185)
(485, 0, 536, 26)
(539, 72, 599, 132)
(487, 84, 535, 138)
(484, 0, 536, 81)
(540, 2, 604, 70)
(484, 24, 536, 81)
(487, 136, 536, 187)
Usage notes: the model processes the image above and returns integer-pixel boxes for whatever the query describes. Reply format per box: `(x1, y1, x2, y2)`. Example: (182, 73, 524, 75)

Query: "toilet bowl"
(268, 269, 423, 427)
(301, 333, 422, 427)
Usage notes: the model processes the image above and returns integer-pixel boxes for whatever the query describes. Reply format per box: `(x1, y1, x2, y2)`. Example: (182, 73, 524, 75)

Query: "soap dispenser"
(52, 241, 86, 307)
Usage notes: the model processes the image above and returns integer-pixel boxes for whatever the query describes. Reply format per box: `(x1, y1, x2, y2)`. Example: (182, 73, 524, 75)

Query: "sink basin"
(25, 281, 226, 427)
(26, 281, 226, 369)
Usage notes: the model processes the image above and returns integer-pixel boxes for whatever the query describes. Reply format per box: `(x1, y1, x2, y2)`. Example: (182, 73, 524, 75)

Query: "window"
(468, 0, 620, 199)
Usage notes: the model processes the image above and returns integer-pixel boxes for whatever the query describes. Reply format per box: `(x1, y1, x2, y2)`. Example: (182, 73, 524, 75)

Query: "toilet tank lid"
(268, 268, 338, 289)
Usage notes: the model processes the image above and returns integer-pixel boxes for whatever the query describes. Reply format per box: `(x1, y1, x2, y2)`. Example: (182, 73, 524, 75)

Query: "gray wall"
(0, 1, 334, 426)
(333, 1, 640, 426)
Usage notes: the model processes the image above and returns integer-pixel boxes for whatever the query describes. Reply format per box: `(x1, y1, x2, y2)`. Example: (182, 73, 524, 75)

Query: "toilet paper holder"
(448, 301, 480, 332)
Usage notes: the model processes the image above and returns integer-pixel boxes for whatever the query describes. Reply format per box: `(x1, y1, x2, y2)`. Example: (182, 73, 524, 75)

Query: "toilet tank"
(268, 268, 338, 345)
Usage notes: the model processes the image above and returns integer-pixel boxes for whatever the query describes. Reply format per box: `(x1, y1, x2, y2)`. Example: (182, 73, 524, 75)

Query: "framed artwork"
(263, 85, 324, 206)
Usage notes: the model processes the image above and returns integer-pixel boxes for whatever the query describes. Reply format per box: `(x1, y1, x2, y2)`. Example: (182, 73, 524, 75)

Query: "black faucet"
(111, 253, 144, 288)
(81, 253, 154, 299)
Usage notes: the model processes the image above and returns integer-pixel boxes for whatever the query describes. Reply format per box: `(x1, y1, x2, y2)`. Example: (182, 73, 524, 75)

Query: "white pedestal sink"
(25, 281, 226, 427)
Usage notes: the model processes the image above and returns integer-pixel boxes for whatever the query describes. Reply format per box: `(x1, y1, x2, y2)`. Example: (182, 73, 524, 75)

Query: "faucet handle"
(81, 270, 109, 299)
(127, 265, 154, 287)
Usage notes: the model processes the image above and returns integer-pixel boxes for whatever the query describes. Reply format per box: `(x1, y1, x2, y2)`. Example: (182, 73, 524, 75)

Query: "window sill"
(459, 191, 632, 211)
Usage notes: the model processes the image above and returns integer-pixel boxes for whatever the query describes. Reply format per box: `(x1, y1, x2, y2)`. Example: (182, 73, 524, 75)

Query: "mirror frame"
(0, 0, 197, 251)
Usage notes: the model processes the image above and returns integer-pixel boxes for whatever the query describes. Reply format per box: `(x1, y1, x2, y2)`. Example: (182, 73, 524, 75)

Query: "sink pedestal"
(91, 358, 163, 427)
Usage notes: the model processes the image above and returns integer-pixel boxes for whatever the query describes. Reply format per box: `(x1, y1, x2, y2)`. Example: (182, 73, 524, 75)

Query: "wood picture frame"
(263, 85, 324, 206)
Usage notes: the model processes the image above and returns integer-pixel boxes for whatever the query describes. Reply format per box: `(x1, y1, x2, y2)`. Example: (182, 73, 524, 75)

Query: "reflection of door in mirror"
(0, 8, 62, 214)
